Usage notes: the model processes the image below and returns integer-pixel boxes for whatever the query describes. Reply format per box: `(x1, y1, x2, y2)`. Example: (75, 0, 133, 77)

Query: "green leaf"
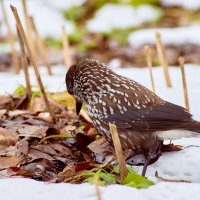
(122, 173, 154, 189)
(13, 85, 27, 96)
(99, 172, 116, 184)
(83, 169, 116, 186)
(113, 165, 136, 174)
(113, 165, 120, 174)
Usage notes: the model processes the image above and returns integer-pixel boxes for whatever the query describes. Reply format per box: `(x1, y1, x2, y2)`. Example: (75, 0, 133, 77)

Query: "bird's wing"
(102, 101, 199, 132)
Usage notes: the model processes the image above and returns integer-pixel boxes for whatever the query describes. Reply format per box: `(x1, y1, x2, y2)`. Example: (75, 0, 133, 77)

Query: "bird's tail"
(156, 120, 200, 140)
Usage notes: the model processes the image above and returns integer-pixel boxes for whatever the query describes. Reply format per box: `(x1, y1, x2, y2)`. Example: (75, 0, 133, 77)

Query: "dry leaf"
(8, 110, 30, 117)
(17, 140, 29, 155)
(0, 109, 7, 117)
(28, 148, 55, 161)
(31, 145, 58, 156)
(0, 156, 24, 170)
(49, 143, 72, 156)
(60, 125, 76, 135)
(0, 95, 13, 109)
(88, 137, 113, 154)
(38, 112, 53, 123)
(0, 127, 18, 147)
(7, 124, 48, 138)
(29, 96, 60, 113)
(58, 164, 76, 181)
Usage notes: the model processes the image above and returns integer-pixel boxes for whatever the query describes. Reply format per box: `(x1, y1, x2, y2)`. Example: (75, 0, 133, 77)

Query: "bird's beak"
(76, 99, 82, 115)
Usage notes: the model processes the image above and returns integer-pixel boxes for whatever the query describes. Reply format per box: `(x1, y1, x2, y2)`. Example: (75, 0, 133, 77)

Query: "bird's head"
(65, 62, 83, 115)
(66, 58, 115, 115)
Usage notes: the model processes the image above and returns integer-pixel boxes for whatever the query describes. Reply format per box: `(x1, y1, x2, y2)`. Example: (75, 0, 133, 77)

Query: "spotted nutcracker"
(66, 58, 200, 176)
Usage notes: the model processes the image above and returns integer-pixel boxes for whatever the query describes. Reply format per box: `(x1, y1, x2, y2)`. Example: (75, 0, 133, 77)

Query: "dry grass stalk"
(95, 184, 102, 200)
(11, 5, 55, 123)
(0, 0, 20, 73)
(21, 0, 37, 59)
(29, 16, 52, 75)
(145, 46, 155, 93)
(155, 32, 172, 87)
(178, 57, 190, 112)
(62, 26, 72, 69)
(16, 25, 32, 99)
(109, 123, 128, 182)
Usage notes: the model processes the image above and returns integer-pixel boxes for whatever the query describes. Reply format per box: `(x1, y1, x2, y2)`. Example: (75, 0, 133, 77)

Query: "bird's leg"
(141, 157, 150, 177)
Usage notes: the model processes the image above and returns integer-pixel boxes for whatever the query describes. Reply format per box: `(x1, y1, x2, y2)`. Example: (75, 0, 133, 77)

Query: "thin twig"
(39, 135, 74, 144)
(21, 0, 37, 58)
(62, 26, 72, 69)
(178, 57, 190, 112)
(64, 156, 115, 183)
(155, 32, 172, 87)
(145, 46, 155, 93)
(109, 123, 128, 182)
(0, 0, 20, 73)
(29, 16, 52, 75)
(10, 5, 55, 123)
(94, 178, 102, 200)
(16, 25, 32, 99)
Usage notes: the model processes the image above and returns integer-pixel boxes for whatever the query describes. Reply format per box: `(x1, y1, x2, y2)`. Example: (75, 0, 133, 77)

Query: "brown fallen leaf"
(0, 127, 18, 147)
(0, 156, 24, 170)
(0, 145, 20, 157)
(60, 125, 76, 135)
(17, 140, 29, 155)
(31, 144, 58, 156)
(162, 143, 184, 152)
(38, 112, 53, 123)
(0, 95, 13, 109)
(6, 124, 49, 138)
(88, 137, 113, 155)
(8, 110, 30, 117)
(57, 163, 76, 182)
(49, 143, 72, 156)
(0, 109, 7, 117)
(29, 96, 61, 114)
(28, 148, 55, 161)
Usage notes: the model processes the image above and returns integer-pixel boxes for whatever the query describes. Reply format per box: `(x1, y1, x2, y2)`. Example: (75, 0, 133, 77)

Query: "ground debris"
(0, 92, 115, 183)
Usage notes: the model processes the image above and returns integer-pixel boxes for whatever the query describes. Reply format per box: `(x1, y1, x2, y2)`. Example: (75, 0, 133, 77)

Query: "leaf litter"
(0, 85, 183, 188)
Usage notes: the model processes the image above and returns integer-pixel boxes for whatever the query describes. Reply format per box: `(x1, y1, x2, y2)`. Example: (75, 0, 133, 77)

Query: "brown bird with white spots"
(66, 58, 200, 176)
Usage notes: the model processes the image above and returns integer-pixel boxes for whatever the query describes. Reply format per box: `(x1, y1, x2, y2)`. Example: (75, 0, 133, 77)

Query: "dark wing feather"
(102, 101, 200, 132)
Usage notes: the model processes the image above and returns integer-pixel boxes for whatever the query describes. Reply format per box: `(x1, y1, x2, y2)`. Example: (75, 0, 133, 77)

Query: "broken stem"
(155, 32, 172, 88)
(0, 0, 20, 73)
(62, 26, 72, 69)
(109, 123, 128, 182)
(145, 46, 155, 93)
(29, 16, 52, 75)
(178, 57, 190, 112)
(16, 25, 32, 99)
(11, 5, 55, 123)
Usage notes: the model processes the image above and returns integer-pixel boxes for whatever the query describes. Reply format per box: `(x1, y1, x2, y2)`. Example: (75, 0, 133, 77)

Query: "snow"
(86, 4, 161, 33)
(1, 64, 200, 199)
(161, 0, 200, 10)
(128, 26, 200, 48)
(0, 0, 74, 39)
(44, 0, 85, 10)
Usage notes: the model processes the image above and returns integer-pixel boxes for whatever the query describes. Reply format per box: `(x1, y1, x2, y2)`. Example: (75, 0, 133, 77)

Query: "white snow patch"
(0, 0, 74, 39)
(87, 4, 161, 33)
(161, 0, 200, 10)
(44, 0, 85, 10)
(108, 58, 122, 69)
(128, 26, 200, 48)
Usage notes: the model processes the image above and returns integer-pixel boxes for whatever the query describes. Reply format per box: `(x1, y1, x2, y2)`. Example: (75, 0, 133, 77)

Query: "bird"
(65, 58, 200, 176)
